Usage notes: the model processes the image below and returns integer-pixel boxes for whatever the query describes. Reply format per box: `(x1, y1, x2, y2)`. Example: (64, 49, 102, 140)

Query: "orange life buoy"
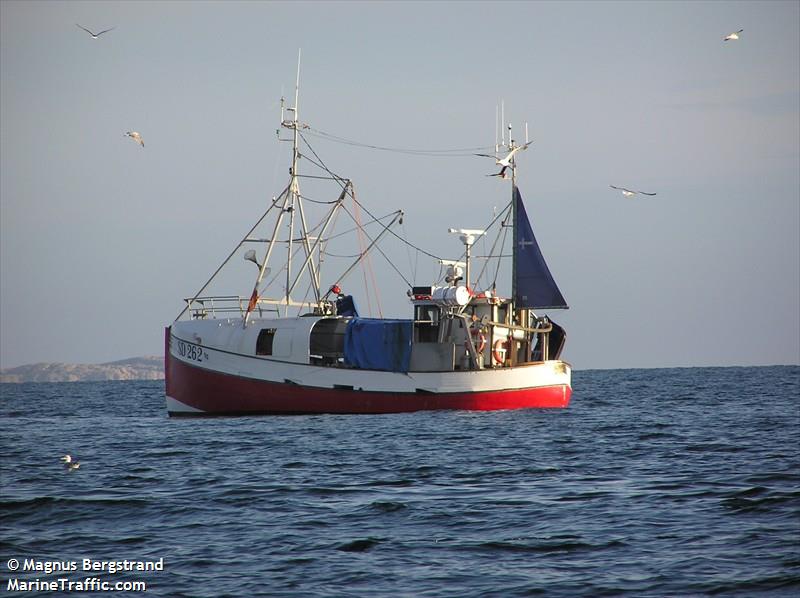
(492, 339, 508, 365)
(469, 328, 486, 353)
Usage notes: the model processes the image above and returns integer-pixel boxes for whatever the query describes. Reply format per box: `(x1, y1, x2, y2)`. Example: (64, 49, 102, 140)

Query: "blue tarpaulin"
(344, 318, 412, 372)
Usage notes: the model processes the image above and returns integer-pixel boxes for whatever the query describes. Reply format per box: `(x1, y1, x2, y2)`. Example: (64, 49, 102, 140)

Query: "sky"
(1, 0, 798, 371)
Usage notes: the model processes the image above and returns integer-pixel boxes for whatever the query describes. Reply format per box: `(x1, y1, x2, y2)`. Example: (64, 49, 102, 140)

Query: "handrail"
(183, 295, 315, 318)
(478, 319, 553, 334)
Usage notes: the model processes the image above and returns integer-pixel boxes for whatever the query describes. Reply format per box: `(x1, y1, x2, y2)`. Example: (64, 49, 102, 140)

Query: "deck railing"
(183, 296, 279, 319)
(183, 295, 323, 319)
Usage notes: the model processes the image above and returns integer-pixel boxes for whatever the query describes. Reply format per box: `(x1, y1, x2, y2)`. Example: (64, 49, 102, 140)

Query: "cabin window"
(256, 328, 276, 356)
(309, 319, 347, 365)
(414, 305, 440, 343)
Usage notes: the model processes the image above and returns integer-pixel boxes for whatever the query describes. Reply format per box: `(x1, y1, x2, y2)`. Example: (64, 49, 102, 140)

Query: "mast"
(244, 49, 310, 324)
(285, 50, 302, 315)
(187, 52, 403, 325)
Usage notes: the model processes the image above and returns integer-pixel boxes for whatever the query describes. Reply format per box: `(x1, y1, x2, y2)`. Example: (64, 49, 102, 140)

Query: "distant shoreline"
(1, 359, 795, 384)
(0, 356, 164, 384)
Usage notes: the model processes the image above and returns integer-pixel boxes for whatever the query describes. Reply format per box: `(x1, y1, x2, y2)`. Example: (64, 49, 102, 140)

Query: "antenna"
(495, 105, 499, 153)
(487, 103, 533, 316)
(294, 49, 301, 119)
(284, 48, 302, 315)
(501, 100, 506, 147)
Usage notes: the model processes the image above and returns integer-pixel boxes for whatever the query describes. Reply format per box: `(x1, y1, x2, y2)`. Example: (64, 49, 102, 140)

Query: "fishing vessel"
(165, 78, 571, 416)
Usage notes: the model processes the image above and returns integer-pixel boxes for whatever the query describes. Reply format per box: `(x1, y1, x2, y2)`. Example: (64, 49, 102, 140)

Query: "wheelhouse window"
(256, 328, 276, 356)
(309, 319, 347, 365)
(414, 305, 440, 343)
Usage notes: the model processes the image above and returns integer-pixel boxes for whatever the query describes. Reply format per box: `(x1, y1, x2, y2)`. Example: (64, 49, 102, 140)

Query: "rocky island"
(0, 356, 164, 383)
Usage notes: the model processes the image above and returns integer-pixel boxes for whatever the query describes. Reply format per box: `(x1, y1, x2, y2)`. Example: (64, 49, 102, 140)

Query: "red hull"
(166, 340, 571, 416)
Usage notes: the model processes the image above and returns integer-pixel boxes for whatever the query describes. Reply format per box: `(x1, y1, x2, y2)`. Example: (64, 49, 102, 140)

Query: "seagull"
(76, 24, 116, 39)
(61, 455, 80, 470)
(724, 29, 743, 42)
(125, 131, 144, 147)
(476, 141, 533, 178)
(610, 185, 657, 197)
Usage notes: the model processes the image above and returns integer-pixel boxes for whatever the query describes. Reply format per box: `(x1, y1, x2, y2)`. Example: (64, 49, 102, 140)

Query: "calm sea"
(1, 366, 799, 597)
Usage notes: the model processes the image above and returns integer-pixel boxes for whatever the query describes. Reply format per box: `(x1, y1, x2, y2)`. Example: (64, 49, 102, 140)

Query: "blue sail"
(513, 187, 568, 309)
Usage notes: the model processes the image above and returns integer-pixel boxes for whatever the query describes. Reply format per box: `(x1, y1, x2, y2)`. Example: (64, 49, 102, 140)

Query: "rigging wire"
(174, 184, 291, 321)
(339, 205, 413, 288)
(439, 199, 513, 291)
(473, 202, 513, 290)
(298, 134, 413, 303)
(297, 131, 517, 295)
(401, 217, 418, 285)
(351, 190, 375, 316)
(296, 173, 342, 181)
(492, 220, 510, 290)
(304, 127, 495, 157)
(299, 132, 423, 286)
(433, 262, 447, 287)
(319, 202, 342, 288)
(321, 251, 362, 259)
(248, 194, 398, 275)
(299, 133, 444, 263)
(297, 192, 341, 205)
(323, 211, 403, 244)
(180, 115, 525, 320)
(298, 279, 315, 315)
(320, 214, 415, 259)
(352, 184, 383, 317)
(478, 228, 489, 287)
(250, 209, 399, 246)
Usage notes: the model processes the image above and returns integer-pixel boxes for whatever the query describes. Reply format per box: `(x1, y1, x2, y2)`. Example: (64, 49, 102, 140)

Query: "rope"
(299, 132, 429, 285)
(351, 188, 375, 316)
(401, 218, 418, 285)
(339, 204, 414, 288)
(297, 193, 341, 205)
(174, 184, 290, 321)
(492, 223, 510, 290)
(304, 127, 495, 157)
(324, 211, 403, 243)
(355, 188, 384, 318)
(473, 202, 512, 290)
(299, 132, 444, 262)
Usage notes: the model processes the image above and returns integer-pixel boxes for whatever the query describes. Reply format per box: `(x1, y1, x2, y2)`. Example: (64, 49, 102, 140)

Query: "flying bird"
(724, 29, 743, 41)
(476, 141, 533, 178)
(125, 131, 144, 147)
(610, 185, 657, 197)
(76, 24, 116, 39)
